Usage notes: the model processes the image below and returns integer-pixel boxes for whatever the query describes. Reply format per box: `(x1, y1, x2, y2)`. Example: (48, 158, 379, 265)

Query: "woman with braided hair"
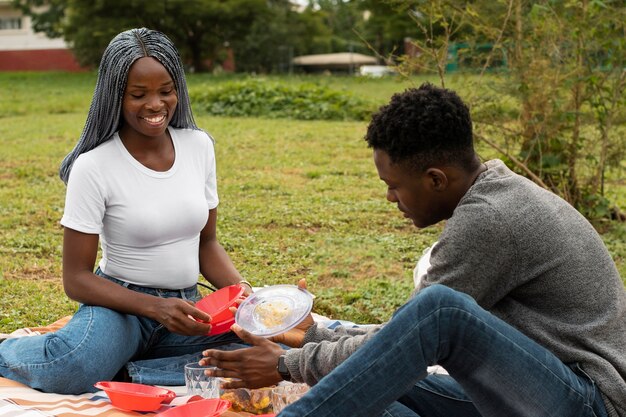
(0, 28, 249, 394)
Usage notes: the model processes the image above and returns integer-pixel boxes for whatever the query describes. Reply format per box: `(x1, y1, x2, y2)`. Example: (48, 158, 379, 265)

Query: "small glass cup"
(184, 363, 220, 398)
(271, 382, 309, 413)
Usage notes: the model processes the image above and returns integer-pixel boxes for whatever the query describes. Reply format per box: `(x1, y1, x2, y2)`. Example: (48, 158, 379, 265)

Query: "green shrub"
(190, 78, 377, 121)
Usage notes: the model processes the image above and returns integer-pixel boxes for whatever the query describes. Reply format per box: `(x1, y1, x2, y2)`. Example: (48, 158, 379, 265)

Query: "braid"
(59, 28, 197, 183)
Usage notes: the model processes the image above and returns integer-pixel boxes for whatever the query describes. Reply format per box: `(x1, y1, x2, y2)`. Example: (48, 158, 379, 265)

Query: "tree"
(231, 1, 332, 73)
(299, 0, 425, 58)
(13, 0, 268, 71)
(11, 0, 64, 38)
(354, 0, 423, 58)
(397, 0, 626, 221)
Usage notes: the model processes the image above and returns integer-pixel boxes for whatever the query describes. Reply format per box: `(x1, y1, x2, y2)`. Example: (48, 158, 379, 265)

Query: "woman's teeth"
(143, 115, 165, 124)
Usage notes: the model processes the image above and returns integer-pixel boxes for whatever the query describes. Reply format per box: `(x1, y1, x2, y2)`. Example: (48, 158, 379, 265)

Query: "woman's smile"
(141, 113, 167, 126)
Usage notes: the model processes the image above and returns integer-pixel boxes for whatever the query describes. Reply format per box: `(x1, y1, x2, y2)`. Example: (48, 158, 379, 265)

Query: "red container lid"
(156, 398, 231, 417)
(94, 381, 176, 411)
(196, 284, 245, 323)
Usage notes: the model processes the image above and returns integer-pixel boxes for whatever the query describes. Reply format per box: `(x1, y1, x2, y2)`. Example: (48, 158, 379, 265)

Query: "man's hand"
(270, 312, 314, 348)
(201, 324, 285, 389)
(270, 278, 315, 347)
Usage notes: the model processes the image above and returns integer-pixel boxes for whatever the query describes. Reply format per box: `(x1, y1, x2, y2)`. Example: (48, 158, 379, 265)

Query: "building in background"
(292, 52, 378, 74)
(0, 0, 83, 71)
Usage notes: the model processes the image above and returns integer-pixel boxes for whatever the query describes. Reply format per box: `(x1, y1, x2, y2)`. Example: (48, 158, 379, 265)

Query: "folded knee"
(412, 284, 475, 312)
(26, 361, 101, 394)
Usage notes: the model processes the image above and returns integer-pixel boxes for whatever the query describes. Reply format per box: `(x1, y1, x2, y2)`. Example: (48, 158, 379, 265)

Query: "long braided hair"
(59, 28, 197, 183)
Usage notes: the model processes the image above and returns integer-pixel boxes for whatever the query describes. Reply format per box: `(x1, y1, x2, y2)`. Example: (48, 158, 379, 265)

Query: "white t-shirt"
(60, 126, 219, 289)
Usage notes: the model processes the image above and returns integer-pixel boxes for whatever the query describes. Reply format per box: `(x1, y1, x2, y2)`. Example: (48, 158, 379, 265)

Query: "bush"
(190, 78, 377, 121)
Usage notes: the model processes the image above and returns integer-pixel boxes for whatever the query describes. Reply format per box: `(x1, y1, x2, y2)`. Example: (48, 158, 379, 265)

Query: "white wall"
(0, 2, 69, 51)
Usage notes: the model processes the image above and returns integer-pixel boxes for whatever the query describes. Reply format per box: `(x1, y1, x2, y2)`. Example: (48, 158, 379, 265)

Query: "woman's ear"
(425, 168, 448, 191)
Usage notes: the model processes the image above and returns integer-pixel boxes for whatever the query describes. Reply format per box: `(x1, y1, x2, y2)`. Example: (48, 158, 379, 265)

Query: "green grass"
(0, 72, 624, 331)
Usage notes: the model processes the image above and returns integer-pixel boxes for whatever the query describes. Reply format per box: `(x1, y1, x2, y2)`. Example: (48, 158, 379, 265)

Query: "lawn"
(0, 71, 624, 331)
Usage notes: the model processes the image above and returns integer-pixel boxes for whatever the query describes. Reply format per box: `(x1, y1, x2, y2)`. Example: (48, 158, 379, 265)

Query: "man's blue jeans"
(0, 269, 240, 394)
(279, 285, 608, 417)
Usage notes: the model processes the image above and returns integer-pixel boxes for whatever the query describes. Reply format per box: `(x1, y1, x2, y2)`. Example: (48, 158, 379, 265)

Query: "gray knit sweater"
(284, 160, 626, 416)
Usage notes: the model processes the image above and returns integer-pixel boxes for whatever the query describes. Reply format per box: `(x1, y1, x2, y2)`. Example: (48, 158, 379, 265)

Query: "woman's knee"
(32, 361, 102, 394)
(13, 307, 140, 394)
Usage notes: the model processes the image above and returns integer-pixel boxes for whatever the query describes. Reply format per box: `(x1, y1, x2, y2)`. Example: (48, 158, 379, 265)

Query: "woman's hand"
(201, 324, 285, 389)
(151, 297, 213, 336)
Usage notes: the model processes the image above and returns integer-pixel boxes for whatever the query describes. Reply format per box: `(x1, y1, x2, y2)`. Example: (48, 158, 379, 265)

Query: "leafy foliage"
(12, 0, 423, 73)
(231, 4, 333, 74)
(190, 78, 377, 121)
(13, 0, 273, 70)
(396, 0, 626, 222)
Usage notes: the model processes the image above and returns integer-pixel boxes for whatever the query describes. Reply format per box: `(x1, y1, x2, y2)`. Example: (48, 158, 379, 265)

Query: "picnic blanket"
(0, 318, 264, 417)
(0, 377, 259, 417)
(0, 316, 73, 342)
(0, 307, 446, 417)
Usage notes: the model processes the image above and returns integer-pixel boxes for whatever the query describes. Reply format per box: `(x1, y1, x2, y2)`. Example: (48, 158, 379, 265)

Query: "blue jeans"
(0, 269, 241, 394)
(126, 343, 249, 386)
(279, 285, 608, 417)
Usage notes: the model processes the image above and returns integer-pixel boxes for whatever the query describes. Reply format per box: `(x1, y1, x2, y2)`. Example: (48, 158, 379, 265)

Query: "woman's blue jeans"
(279, 285, 608, 417)
(0, 269, 240, 394)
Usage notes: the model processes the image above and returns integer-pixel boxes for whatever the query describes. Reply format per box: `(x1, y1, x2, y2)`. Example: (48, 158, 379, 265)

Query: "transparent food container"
(271, 382, 309, 413)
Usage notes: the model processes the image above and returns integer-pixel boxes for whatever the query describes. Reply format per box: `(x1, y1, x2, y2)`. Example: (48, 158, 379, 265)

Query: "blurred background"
(1, 0, 423, 74)
(2, 0, 624, 221)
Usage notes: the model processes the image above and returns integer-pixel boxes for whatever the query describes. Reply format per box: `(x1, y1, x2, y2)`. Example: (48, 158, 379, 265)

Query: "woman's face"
(120, 57, 178, 141)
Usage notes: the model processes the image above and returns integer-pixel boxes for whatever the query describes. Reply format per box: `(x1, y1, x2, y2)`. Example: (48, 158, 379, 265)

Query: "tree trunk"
(514, 0, 538, 167)
(567, 0, 587, 207)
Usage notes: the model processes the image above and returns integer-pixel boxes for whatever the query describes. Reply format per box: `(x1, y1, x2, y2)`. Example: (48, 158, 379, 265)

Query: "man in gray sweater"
(202, 84, 625, 417)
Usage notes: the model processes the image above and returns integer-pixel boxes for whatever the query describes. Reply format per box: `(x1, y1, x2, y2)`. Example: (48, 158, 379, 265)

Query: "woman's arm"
(62, 227, 214, 335)
(198, 208, 247, 291)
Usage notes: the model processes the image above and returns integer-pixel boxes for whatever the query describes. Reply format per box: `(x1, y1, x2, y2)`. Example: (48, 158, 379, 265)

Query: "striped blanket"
(0, 377, 255, 417)
(2, 313, 384, 417)
(0, 376, 156, 417)
(0, 317, 263, 417)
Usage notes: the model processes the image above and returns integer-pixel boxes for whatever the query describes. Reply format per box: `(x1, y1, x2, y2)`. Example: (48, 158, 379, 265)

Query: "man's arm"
(201, 323, 382, 388)
(285, 324, 382, 385)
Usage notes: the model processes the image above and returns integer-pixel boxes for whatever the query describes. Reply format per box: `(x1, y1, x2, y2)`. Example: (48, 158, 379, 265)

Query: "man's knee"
(411, 284, 475, 312)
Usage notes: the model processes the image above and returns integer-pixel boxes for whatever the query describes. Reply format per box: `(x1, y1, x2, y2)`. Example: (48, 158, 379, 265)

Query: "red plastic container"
(157, 398, 231, 417)
(208, 317, 235, 335)
(196, 284, 245, 323)
(94, 381, 176, 411)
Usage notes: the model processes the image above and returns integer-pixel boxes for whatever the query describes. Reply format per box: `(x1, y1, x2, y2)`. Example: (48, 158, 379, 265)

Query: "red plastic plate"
(94, 381, 176, 411)
(156, 398, 231, 417)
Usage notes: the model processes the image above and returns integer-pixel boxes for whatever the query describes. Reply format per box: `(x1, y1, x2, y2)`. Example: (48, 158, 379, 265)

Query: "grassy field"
(0, 72, 624, 332)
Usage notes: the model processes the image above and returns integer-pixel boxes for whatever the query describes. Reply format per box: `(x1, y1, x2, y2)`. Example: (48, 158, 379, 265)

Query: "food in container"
(235, 285, 313, 337)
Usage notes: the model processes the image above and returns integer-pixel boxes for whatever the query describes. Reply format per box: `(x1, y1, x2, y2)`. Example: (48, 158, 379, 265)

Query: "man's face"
(373, 149, 447, 229)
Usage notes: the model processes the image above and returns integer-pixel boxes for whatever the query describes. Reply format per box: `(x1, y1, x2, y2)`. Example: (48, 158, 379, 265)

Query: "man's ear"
(425, 168, 448, 191)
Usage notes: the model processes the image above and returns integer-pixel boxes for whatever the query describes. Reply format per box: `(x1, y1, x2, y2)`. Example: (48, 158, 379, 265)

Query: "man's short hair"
(365, 83, 476, 172)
